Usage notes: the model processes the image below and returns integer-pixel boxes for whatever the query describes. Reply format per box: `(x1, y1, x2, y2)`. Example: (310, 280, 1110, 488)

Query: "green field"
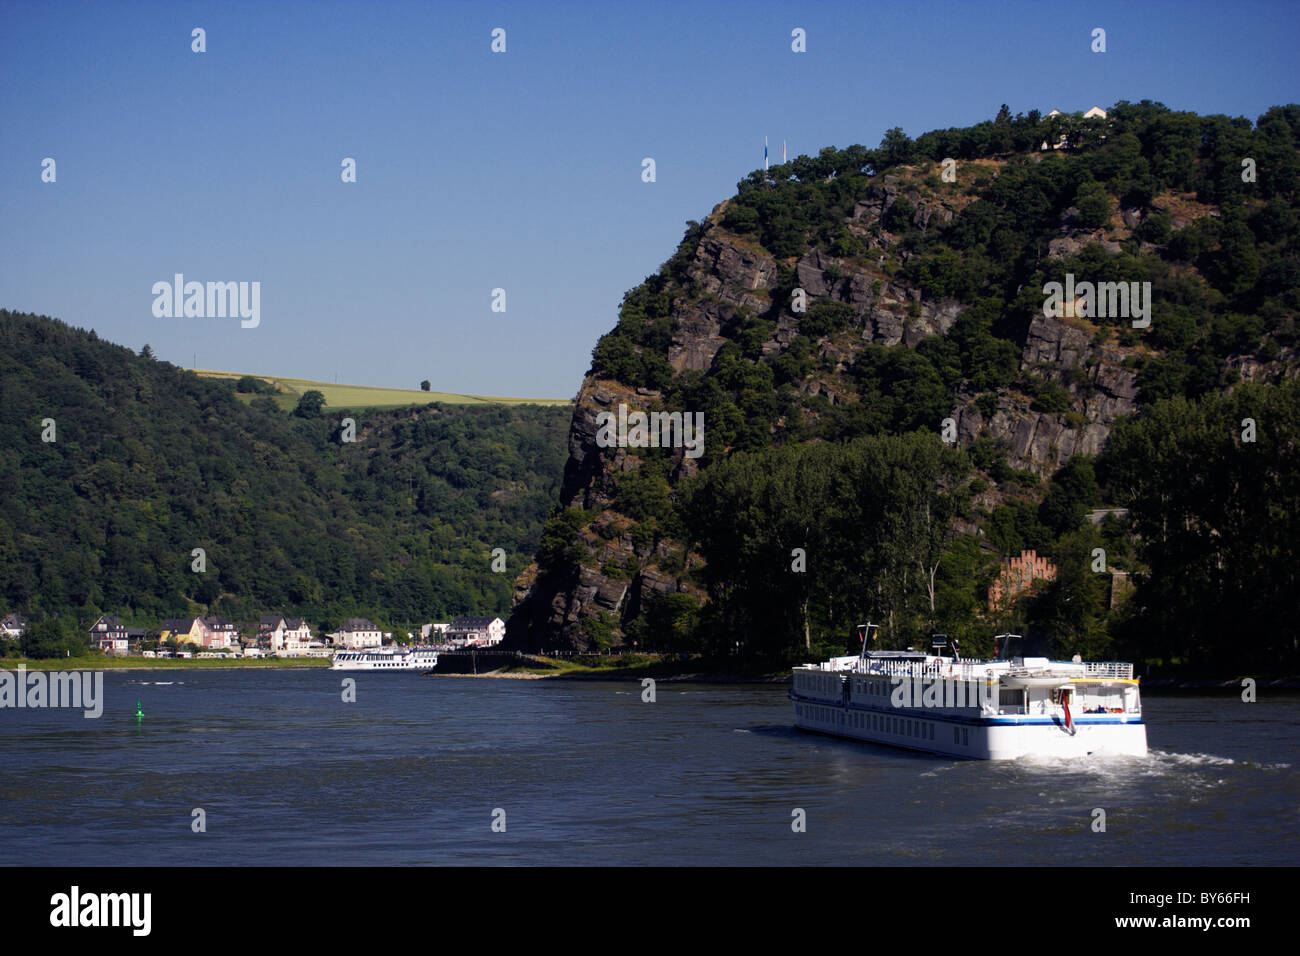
(194, 369, 572, 411)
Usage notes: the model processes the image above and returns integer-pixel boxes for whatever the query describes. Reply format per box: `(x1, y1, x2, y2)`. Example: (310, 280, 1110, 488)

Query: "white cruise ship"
(330, 647, 439, 671)
(790, 627, 1146, 760)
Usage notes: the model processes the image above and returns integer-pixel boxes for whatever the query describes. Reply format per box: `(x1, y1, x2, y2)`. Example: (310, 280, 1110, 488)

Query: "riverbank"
(432, 654, 791, 683)
(434, 669, 790, 682)
(433, 655, 1300, 689)
(0, 656, 330, 671)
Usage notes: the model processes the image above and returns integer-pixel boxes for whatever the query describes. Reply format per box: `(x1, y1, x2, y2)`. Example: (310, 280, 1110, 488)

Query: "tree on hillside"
(20, 617, 85, 659)
(236, 375, 274, 394)
(1100, 381, 1300, 672)
(878, 127, 917, 168)
(420, 380, 431, 392)
(293, 390, 326, 417)
(139, 344, 154, 359)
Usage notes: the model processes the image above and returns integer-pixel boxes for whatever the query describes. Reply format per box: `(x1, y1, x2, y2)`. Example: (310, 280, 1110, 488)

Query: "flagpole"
(764, 136, 769, 172)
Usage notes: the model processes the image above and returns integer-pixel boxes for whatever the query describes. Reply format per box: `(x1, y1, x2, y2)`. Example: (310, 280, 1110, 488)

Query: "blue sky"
(2, 0, 1297, 398)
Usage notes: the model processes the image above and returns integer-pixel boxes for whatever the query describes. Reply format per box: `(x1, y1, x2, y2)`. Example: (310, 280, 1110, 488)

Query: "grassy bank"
(0, 656, 331, 671)
(463, 653, 791, 682)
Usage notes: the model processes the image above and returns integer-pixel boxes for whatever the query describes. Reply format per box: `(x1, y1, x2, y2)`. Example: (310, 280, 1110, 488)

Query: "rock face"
(506, 374, 708, 651)
(504, 171, 1236, 651)
(981, 312, 1140, 473)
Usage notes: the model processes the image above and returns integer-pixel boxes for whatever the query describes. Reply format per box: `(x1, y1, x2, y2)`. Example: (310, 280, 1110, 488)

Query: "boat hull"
(791, 695, 1147, 760)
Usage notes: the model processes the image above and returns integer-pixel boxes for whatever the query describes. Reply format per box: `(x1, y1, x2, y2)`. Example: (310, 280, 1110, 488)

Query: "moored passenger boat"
(330, 647, 440, 671)
(790, 626, 1146, 760)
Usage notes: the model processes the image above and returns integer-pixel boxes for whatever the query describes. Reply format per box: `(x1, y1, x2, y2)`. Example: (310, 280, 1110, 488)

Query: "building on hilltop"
(1, 612, 26, 640)
(1041, 106, 1109, 150)
(988, 550, 1058, 614)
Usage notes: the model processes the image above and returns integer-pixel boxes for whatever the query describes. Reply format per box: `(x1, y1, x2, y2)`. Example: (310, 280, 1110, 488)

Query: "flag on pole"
(764, 136, 769, 171)
(783, 140, 787, 163)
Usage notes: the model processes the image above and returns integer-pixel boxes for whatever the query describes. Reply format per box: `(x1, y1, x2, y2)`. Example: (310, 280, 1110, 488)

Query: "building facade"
(446, 616, 506, 646)
(259, 615, 313, 655)
(88, 615, 134, 654)
(988, 550, 1058, 614)
(331, 618, 383, 649)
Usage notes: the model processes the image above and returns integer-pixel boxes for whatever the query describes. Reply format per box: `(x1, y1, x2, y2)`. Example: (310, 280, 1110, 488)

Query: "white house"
(1041, 107, 1109, 150)
(421, 622, 451, 642)
(331, 618, 383, 649)
(446, 616, 506, 647)
(259, 614, 313, 655)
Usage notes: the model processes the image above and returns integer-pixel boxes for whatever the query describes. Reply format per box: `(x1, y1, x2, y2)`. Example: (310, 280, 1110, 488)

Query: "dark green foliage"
(721, 202, 759, 234)
(582, 610, 617, 649)
(293, 389, 325, 417)
(799, 301, 855, 337)
(682, 432, 968, 654)
(1038, 456, 1100, 536)
(1026, 376, 1071, 414)
(536, 507, 592, 584)
(236, 375, 275, 395)
(19, 617, 88, 659)
(1024, 525, 1111, 659)
(884, 196, 915, 233)
(625, 591, 701, 653)
(837, 345, 952, 436)
(952, 314, 1020, 391)
(984, 501, 1052, 557)
(878, 127, 918, 167)
(613, 465, 671, 524)
(1073, 180, 1113, 229)
(0, 311, 569, 630)
(1135, 212, 1171, 244)
(1099, 381, 1300, 672)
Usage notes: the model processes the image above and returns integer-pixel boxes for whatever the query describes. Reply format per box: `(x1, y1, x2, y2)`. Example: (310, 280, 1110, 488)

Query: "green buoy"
(135, 701, 145, 720)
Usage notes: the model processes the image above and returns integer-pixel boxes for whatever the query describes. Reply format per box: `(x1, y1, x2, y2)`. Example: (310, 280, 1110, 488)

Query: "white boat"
(790, 627, 1147, 760)
(330, 647, 439, 671)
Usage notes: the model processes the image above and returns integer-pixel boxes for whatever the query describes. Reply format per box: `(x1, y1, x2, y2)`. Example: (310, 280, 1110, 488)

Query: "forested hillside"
(509, 101, 1300, 675)
(0, 310, 570, 641)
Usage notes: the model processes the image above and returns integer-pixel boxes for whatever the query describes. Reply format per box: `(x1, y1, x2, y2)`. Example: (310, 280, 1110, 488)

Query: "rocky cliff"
(506, 129, 1299, 652)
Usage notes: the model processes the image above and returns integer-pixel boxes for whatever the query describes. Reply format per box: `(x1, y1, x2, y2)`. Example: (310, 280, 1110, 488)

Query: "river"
(0, 670, 1294, 865)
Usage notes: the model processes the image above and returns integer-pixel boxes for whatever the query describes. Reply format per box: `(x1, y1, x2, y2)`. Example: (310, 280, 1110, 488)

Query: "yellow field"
(194, 369, 571, 410)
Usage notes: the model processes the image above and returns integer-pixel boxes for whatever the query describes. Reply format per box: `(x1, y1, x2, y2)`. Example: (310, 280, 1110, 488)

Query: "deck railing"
(856, 658, 1134, 680)
(1083, 662, 1134, 679)
(861, 659, 990, 680)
